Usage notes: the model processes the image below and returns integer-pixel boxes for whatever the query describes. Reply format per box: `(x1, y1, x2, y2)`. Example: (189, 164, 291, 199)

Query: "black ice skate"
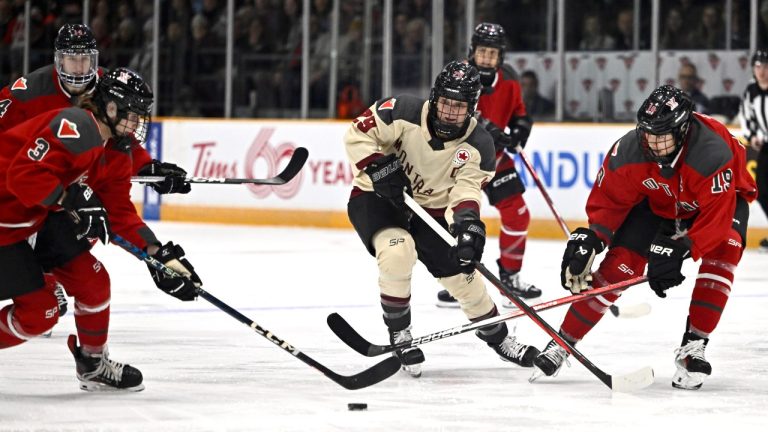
(498, 260, 541, 307)
(435, 289, 460, 308)
(530, 339, 570, 382)
(390, 326, 425, 378)
(672, 332, 711, 390)
(68, 335, 144, 392)
(489, 335, 539, 367)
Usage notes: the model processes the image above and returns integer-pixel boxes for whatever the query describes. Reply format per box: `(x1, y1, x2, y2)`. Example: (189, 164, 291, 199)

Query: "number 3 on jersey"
(27, 138, 50, 161)
(0, 99, 11, 118)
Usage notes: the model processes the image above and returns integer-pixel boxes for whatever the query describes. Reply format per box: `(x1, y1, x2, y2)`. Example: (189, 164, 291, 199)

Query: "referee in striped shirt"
(740, 50, 768, 251)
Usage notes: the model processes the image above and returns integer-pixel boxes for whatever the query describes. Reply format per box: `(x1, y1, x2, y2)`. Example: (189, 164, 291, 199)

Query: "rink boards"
(136, 118, 768, 247)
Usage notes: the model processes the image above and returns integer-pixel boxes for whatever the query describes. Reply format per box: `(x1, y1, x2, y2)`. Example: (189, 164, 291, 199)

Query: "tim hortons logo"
(595, 57, 607, 70)
(582, 79, 593, 92)
(515, 58, 527, 71)
(722, 78, 734, 92)
(191, 127, 303, 199)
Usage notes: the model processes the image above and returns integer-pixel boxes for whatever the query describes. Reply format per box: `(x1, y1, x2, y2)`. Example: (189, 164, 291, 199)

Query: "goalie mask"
(54, 24, 99, 90)
(94, 68, 153, 148)
(428, 61, 482, 141)
(468, 22, 507, 88)
(636, 85, 693, 166)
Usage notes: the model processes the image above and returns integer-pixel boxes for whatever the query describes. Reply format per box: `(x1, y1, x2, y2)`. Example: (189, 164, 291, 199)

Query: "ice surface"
(1, 222, 766, 431)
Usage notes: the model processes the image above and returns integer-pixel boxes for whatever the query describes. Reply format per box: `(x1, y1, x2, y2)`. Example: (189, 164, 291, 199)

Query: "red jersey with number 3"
(587, 113, 756, 260)
(0, 64, 152, 175)
(0, 107, 104, 245)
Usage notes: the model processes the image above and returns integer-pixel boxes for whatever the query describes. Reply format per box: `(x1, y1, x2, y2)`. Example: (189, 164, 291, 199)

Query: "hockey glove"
(561, 227, 605, 294)
(483, 120, 514, 151)
(137, 160, 191, 194)
(450, 219, 486, 274)
(647, 234, 690, 298)
(60, 183, 112, 245)
(147, 242, 202, 301)
(508, 124, 530, 152)
(364, 154, 413, 207)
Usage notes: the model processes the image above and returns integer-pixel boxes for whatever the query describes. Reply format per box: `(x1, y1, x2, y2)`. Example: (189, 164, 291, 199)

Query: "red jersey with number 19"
(587, 113, 757, 260)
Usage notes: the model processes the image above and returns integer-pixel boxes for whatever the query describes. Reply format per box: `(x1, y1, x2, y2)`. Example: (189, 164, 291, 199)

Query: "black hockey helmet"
(468, 23, 507, 86)
(94, 68, 154, 146)
(636, 85, 693, 165)
(54, 24, 99, 88)
(428, 61, 482, 141)
(751, 49, 768, 66)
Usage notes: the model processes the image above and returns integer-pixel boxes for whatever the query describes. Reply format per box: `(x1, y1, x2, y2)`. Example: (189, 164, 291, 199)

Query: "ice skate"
(68, 335, 144, 392)
(530, 339, 570, 382)
(489, 335, 539, 367)
(435, 289, 460, 308)
(498, 261, 541, 306)
(390, 326, 425, 378)
(672, 332, 711, 390)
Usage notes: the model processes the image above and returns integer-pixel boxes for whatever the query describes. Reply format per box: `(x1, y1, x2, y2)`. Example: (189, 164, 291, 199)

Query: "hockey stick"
(506, 147, 651, 319)
(402, 194, 654, 392)
(506, 148, 570, 237)
(328, 276, 647, 357)
(111, 234, 400, 390)
(130, 147, 309, 185)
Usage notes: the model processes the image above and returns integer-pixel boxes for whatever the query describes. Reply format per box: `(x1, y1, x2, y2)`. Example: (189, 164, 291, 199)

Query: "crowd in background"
(0, 0, 765, 121)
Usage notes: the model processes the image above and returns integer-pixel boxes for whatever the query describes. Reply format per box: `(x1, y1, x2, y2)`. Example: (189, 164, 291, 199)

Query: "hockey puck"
(347, 403, 367, 411)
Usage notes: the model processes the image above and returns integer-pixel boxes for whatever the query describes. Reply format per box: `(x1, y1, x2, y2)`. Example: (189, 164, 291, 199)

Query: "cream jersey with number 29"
(344, 94, 496, 225)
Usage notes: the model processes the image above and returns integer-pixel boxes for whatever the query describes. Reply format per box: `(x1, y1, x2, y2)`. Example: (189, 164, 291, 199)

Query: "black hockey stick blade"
(111, 234, 398, 390)
(130, 147, 309, 185)
(327, 313, 393, 357)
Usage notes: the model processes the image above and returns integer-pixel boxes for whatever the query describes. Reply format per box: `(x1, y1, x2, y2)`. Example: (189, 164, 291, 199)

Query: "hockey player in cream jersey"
(344, 61, 539, 377)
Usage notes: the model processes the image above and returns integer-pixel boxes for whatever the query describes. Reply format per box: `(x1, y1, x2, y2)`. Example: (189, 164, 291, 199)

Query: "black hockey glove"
(647, 234, 690, 298)
(483, 120, 514, 151)
(364, 154, 412, 207)
(508, 124, 530, 152)
(137, 160, 191, 195)
(61, 183, 112, 245)
(147, 242, 202, 301)
(450, 219, 486, 274)
(561, 227, 605, 294)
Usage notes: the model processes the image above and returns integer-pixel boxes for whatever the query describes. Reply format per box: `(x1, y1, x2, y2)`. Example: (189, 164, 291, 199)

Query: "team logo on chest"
(57, 118, 81, 139)
(453, 148, 471, 166)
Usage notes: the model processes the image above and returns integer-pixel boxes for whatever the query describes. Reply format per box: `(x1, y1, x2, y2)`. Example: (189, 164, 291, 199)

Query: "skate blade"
(528, 367, 547, 383)
(435, 301, 461, 309)
(611, 367, 655, 392)
(671, 370, 707, 390)
(400, 365, 422, 378)
(79, 380, 145, 392)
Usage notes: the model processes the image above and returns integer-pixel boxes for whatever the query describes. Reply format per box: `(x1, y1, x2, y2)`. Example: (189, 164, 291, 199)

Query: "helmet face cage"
(428, 62, 482, 141)
(55, 49, 99, 88)
(469, 23, 506, 71)
(54, 24, 98, 88)
(635, 85, 693, 165)
(95, 68, 154, 145)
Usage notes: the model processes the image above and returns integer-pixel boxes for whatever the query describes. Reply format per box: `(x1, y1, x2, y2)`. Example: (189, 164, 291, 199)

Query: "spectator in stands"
(111, 17, 139, 67)
(678, 63, 711, 114)
(520, 70, 554, 119)
(609, 9, 640, 50)
(661, 8, 691, 50)
(578, 14, 613, 51)
(689, 5, 725, 49)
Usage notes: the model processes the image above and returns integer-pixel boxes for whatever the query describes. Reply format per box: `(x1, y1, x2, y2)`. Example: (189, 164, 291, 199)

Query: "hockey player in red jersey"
(0, 68, 203, 392)
(0, 24, 190, 317)
(531, 85, 756, 390)
(437, 23, 540, 308)
(344, 61, 540, 377)
(0, 23, 190, 196)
